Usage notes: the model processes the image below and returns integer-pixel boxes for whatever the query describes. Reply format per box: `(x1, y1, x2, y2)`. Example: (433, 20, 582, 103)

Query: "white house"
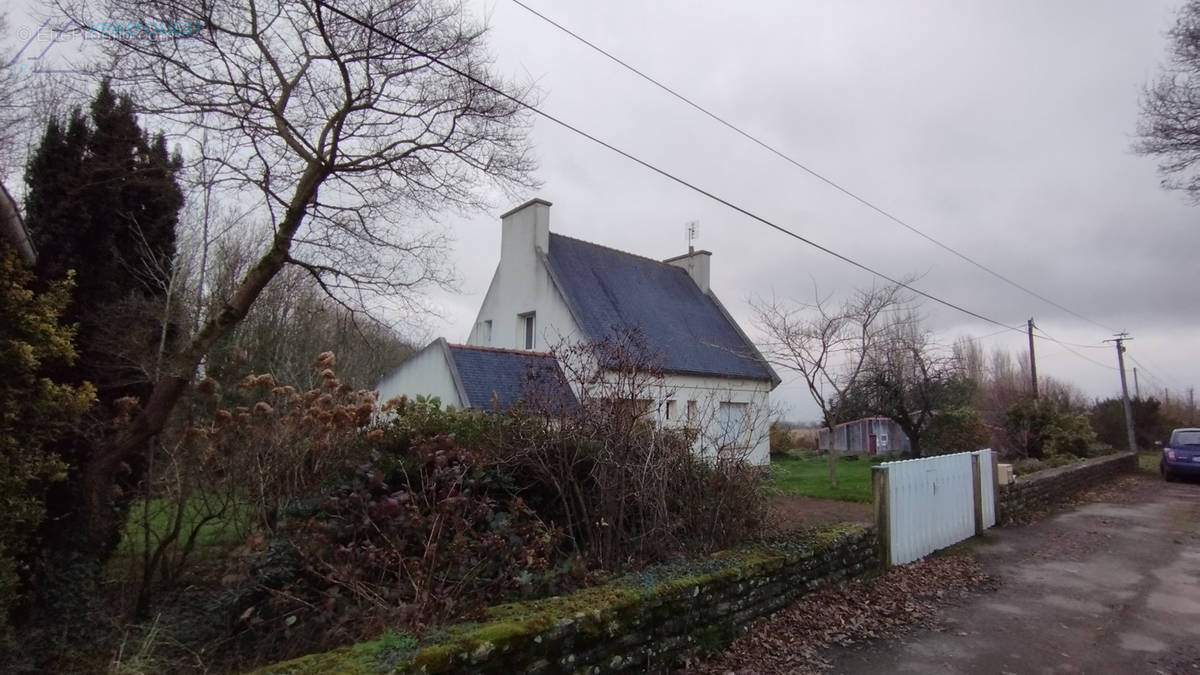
(377, 198, 779, 464)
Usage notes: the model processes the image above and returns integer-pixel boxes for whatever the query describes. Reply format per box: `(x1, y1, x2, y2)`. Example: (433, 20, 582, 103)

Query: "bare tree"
(837, 311, 968, 457)
(50, 0, 536, 581)
(1138, 0, 1200, 199)
(754, 280, 910, 485)
(0, 12, 38, 181)
(197, 234, 416, 390)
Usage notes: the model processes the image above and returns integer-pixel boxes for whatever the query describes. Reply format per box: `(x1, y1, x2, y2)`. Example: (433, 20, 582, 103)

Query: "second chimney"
(664, 249, 712, 293)
(500, 198, 551, 262)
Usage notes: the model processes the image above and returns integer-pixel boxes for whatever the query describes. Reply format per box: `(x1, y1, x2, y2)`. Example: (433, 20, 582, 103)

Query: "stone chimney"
(664, 248, 712, 293)
(500, 198, 551, 260)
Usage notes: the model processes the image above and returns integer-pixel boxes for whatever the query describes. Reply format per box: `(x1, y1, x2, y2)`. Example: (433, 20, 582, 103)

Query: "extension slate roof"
(447, 343, 577, 412)
(545, 233, 776, 382)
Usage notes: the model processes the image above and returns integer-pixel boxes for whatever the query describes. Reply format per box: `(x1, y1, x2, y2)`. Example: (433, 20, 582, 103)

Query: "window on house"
(686, 400, 698, 424)
(717, 402, 750, 447)
(520, 312, 535, 349)
(483, 319, 492, 345)
(665, 400, 677, 421)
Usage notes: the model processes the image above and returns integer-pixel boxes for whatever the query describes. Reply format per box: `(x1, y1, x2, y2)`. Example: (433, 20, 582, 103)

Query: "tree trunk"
(827, 426, 838, 488)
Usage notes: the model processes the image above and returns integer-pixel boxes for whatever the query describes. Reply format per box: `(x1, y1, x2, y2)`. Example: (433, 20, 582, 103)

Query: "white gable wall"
(376, 340, 465, 409)
(467, 200, 582, 351)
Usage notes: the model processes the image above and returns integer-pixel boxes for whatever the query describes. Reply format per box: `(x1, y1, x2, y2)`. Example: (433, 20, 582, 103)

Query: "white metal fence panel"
(974, 449, 997, 529)
(883, 452, 977, 565)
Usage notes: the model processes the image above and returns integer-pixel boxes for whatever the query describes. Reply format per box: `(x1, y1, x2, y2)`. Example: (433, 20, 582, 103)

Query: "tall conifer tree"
(21, 79, 182, 628)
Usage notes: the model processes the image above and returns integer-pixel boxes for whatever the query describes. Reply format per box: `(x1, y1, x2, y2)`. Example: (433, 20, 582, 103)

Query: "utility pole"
(1104, 334, 1137, 453)
(1027, 318, 1038, 400)
(1133, 367, 1140, 399)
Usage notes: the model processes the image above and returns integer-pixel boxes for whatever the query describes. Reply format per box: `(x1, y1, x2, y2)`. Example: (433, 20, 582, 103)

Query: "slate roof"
(448, 344, 577, 412)
(545, 233, 775, 382)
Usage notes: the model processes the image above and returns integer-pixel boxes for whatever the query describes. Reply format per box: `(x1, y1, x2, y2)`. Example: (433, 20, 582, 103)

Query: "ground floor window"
(716, 401, 749, 446)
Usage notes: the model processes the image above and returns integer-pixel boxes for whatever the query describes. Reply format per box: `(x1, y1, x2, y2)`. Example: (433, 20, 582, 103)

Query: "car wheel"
(1162, 463, 1176, 482)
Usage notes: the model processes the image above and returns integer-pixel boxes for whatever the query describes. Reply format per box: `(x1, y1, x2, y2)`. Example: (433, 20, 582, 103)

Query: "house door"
(868, 434, 878, 455)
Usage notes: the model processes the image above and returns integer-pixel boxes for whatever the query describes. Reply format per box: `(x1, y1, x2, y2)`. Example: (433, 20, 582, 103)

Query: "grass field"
(767, 453, 885, 502)
(106, 495, 252, 582)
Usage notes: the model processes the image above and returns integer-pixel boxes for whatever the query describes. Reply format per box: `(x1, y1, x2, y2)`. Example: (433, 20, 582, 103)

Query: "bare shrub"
(490, 329, 768, 570)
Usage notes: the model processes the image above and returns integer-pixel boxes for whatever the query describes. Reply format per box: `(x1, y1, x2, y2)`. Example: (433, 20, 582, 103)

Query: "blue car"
(1162, 428, 1200, 481)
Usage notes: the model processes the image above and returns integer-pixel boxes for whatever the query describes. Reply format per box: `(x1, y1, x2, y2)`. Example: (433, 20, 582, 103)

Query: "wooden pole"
(990, 449, 1001, 527)
(1027, 318, 1038, 400)
(972, 453, 984, 536)
(872, 466, 890, 570)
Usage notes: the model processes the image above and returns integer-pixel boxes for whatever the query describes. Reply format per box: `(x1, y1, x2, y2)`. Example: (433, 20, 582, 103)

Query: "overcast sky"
(401, 0, 1197, 421)
(4, 1, 1197, 421)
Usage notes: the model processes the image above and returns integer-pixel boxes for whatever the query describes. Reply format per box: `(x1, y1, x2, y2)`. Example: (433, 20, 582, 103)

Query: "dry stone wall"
(998, 452, 1136, 524)
(256, 527, 878, 674)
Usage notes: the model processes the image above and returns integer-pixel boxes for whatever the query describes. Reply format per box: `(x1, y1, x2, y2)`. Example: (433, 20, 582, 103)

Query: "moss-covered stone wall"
(998, 451, 1136, 524)
(253, 525, 878, 674)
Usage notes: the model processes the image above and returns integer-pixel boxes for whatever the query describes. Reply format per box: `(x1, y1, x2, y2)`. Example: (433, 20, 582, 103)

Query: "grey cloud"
(414, 0, 1197, 420)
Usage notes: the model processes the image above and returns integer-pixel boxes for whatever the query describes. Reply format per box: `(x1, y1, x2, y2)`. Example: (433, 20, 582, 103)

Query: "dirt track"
(829, 474, 1200, 674)
(766, 494, 873, 533)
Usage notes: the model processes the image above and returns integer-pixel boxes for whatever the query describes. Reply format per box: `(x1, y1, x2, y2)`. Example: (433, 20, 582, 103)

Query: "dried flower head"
(113, 395, 140, 417)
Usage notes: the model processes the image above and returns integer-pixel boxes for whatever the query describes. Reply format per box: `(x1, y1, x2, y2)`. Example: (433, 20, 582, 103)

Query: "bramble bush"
(60, 338, 768, 672)
(215, 414, 562, 665)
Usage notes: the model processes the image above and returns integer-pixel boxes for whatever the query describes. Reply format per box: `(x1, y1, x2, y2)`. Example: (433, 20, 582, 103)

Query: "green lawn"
(106, 495, 252, 582)
(767, 453, 884, 502)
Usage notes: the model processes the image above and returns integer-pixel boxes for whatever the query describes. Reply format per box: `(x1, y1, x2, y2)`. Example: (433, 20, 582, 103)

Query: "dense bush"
(0, 247, 94, 638)
(217, 421, 562, 665)
(924, 405, 990, 455)
(1091, 396, 1176, 451)
(769, 423, 793, 456)
(102, 343, 768, 672)
(1004, 399, 1109, 460)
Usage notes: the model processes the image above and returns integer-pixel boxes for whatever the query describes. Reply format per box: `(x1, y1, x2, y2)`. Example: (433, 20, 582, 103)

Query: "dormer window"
(520, 312, 536, 349)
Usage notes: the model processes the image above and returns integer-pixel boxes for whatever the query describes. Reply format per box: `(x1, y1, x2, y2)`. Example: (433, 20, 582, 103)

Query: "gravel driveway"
(829, 474, 1200, 674)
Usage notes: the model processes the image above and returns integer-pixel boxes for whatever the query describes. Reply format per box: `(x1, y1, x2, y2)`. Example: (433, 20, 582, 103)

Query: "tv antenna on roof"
(686, 220, 699, 254)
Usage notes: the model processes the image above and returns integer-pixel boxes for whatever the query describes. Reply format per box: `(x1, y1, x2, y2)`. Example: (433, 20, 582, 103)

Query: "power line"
(1126, 353, 1185, 392)
(975, 328, 1015, 341)
(317, 0, 1028, 335)
(1126, 355, 1164, 388)
(1030, 324, 1108, 350)
(1032, 327, 1117, 371)
(957, 327, 1015, 345)
(506, 0, 1119, 335)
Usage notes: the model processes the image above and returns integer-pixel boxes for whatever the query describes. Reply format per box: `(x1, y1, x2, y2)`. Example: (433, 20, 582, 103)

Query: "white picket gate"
(875, 449, 997, 566)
